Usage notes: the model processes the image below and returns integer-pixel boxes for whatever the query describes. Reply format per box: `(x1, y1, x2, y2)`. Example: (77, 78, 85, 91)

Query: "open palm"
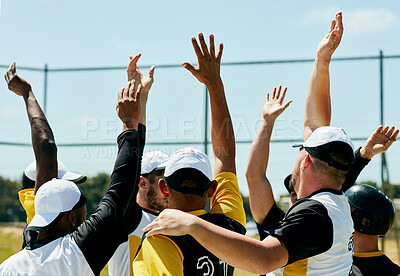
(262, 86, 292, 121)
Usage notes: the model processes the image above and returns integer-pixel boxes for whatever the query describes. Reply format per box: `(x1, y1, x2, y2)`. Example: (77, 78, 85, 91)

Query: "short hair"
(142, 169, 164, 184)
(310, 155, 347, 189)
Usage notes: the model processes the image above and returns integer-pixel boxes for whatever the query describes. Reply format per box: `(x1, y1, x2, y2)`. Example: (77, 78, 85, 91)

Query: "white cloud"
(304, 7, 397, 35)
(304, 6, 340, 24)
(0, 106, 25, 119)
(346, 9, 397, 35)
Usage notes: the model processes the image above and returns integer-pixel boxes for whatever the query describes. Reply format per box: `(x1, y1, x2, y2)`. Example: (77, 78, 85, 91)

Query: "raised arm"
(245, 86, 292, 223)
(342, 125, 399, 192)
(4, 62, 57, 194)
(73, 80, 143, 275)
(183, 33, 235, 175)
(304, 12, 343, 141)
(127, 53, 155, 126)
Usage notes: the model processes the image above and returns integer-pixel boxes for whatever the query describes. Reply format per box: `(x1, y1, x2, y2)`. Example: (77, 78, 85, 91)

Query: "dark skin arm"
(4, 62, 57, 194)
(183, 33, 235, 175)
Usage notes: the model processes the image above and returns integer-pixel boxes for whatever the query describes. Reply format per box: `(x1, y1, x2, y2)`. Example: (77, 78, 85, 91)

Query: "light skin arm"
(245, 86, 292, 223)
(143, 209, 288, 274)
(4, 62, 57, 195)
(183, 33, 235, 175)
(359, 125, 398, 159)
(127, 53, 155, 126)
(304, 12, 343, 141)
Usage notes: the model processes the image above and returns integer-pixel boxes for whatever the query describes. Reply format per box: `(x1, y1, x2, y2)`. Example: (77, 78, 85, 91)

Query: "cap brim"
(284, 174, 292, 193)
(154, 160, 168, 171)
(27, 212, 60, 231)
(62, 171, 87, 184)
(292, 143, 303, 148)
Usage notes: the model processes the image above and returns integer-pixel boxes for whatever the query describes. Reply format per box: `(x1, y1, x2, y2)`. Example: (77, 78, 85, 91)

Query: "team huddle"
(1, 12, 400, 276)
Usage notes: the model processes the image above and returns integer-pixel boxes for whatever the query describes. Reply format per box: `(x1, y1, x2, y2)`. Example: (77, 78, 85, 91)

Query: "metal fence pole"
(379, 50, 387, 252)
(43, 64, 48, 115)
(204, 86, 209, 155)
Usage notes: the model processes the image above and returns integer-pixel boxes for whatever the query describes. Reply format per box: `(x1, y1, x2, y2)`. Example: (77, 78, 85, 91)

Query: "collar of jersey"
(353, 251, 384, 258)
(187, 209, 207, 216)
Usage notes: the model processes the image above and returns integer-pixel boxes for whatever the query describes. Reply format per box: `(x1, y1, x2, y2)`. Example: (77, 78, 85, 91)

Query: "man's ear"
(158, 178, 169, 198)
(68, 210, 77, 228)
(207, 180, 218, 198)
(300, 153, 312, 170)
(139, 176, 147, 189)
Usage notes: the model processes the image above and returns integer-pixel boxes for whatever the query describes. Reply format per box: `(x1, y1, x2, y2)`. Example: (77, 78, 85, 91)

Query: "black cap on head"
(164, 168, 212, 196)
(345, 184, 395, 236)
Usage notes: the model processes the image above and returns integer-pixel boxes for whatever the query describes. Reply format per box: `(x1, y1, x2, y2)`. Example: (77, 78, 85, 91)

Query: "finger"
(123, 81, 131, 99)
(375, 125, 384, 134)
(198, 33, 210, 58)
(143, 221, 157, 233)
(145, 228, 162, 237)
(276, 85, 282, 99)
(129, 55, 133, 60)
(129, 80, 136, 98)
(386, 126, 395, 138)
(282, 100, 293, 110)
(148, 66, 155, 80)
(191, 37, 204, 60)
(281, 87, 288, 102)
(135, 84, 142, 101)
(118, 87, 124, 101)
(391, 129, 399, 140)
(209, 34, 215, 58)
(382, 126, 389, 134)
(182, 62, 197, 74)
(216, 43, 223, 63)
(266, 93, 270, 102)
(336, 12, 343, 32)
(271, 87, 277, 99)
(329, 19, 335, 32)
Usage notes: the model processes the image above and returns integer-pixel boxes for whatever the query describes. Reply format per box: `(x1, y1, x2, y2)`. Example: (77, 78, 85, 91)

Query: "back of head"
(164, 147, 213, 205)
(27, 179, 87, 232)
(301, 126, 355, 188)
(345, 184, 395, 236)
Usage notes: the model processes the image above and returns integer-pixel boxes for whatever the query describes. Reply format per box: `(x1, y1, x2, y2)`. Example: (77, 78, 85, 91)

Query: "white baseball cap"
(164, 147, 213, 180)
(164, 147, 213, 196)
(294, 126, 355, 171)
(141, 151, 169, 175)
(27, 179, 86, 231)
(23, 160, 87, 189)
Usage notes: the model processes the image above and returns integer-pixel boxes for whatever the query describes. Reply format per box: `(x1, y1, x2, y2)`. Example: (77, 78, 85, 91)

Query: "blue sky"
(1, 1, 400, 198)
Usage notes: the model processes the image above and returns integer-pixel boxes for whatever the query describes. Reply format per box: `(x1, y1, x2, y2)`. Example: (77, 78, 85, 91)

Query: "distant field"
(1, 223, 398, 276)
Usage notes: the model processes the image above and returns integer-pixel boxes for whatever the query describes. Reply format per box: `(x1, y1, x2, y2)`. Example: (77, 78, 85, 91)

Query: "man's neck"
(353, 231, 379, 253)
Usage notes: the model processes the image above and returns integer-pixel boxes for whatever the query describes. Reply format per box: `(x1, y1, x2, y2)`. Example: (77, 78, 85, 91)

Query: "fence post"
(43, 64, 48, 115)
(204, 86, 209, 155)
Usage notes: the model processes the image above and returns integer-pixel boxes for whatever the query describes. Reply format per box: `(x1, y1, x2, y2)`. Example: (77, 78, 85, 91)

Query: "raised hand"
(360, 126, 399, 159)
(116, 80, 142, 131)
(182, 33, 223, 87)
(316, 12, 343, 62)
(262, 86, 292, 122)
(4, 62, 32, 97)
(127, 54, 155, 95)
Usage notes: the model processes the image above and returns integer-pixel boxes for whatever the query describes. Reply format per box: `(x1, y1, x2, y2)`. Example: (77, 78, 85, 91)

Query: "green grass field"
(1, 224, 398, 276)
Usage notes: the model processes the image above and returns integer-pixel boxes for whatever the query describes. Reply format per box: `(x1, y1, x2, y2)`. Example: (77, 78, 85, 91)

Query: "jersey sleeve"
(256, 202, 286, 241)
(261, 198, 334, 265)
(210, 172, 246, 227)
(18, 188, 35, 224)
(341, 147, 371, 192)
(133, 236, 184, 276)
(73, 126, 144, 275)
